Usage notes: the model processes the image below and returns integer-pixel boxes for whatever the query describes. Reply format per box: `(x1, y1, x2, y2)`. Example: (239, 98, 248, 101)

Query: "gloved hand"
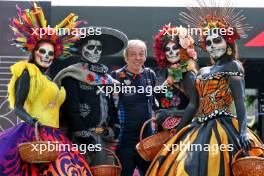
(27, 117, 37, 126)
(239, 131, 252, 151)
(14, 107, 43, 128)
(155, 109, 173, 125)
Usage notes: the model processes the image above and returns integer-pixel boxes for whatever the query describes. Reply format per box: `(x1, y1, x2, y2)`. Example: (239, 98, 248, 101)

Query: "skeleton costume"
(146, 1, 263, 176)
(153, 24, 198, 131)
(53, 27, 128, 165)
(0, 3, 92, 175)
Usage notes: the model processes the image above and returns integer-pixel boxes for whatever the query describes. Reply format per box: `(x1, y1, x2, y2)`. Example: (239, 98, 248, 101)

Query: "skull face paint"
(206, 33, 227, 59)
(165, 41, 180, 63)
(34, 42, 55, 68)
(82, 40, 102, 63)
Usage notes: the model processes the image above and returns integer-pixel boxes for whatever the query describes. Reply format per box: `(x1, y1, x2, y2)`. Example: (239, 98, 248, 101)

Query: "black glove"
(239, 131, 251, 151)
(23, 116, 36, 126)
(32, 120, 44, 129)
(155, 109, 173, 125)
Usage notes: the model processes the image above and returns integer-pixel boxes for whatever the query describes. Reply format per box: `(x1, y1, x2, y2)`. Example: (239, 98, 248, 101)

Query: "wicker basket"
(232, 146, 264, 176)
(136, 118, 173, 161)
(90, 148, 122, 176)
(18, 122, 59, 163)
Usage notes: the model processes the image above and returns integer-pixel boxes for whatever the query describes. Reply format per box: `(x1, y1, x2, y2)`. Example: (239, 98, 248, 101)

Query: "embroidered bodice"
(195, 71, 243, 122)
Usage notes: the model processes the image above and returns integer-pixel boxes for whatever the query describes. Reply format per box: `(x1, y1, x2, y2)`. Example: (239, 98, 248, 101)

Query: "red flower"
(206, 15, 212, 21)
(161, 98, 170, 108)
(224, 27, 240, 45)
(119, 72, 126, 78)
(101, 77, 107, 84)
(87, 73, 95, 81)
(213, 15, 218, 20)
(224, 34, 240, 45)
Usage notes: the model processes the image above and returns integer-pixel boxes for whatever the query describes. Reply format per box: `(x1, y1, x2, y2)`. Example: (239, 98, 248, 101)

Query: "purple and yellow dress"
(146, 71, 263, 176)
(0, 61, 92, 176)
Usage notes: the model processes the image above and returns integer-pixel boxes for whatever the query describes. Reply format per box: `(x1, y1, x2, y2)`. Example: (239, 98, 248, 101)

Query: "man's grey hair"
(123, 39, 147, 61)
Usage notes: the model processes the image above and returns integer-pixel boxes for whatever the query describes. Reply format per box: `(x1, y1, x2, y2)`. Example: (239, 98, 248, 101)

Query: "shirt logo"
(79, 103, 91, 118)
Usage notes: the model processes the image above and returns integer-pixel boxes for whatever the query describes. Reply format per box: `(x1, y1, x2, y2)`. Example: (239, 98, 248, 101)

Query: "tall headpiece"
(10, 3, 85, 58)
(179, 0, 251, 51)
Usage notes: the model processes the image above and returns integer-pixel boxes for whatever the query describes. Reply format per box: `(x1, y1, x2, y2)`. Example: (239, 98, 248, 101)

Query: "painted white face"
(82, 39, 102, 63)
(165, 41, 180, 63)
(34, 42, 54, 68)
(206, 33, 227, 59)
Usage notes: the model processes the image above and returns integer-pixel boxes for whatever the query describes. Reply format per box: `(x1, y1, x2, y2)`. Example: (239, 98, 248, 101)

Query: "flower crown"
(179, 0, 251, 51)
(10, 3, 85, 58)
(198, 15, 241, 51)
(153, 24, 197, 68)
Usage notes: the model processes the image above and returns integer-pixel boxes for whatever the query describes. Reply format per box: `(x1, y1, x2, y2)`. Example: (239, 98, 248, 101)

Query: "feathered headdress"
(179, 0, 251, 51)
(10, 3, 85, 58)
(153, 23, 197, 68)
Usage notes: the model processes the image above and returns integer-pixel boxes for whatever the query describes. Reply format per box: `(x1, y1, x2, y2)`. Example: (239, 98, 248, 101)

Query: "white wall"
(9, 0, 264, 7)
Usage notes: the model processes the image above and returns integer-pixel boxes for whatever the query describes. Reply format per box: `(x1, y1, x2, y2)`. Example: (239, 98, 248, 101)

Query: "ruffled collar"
(54, 63, 118, 86)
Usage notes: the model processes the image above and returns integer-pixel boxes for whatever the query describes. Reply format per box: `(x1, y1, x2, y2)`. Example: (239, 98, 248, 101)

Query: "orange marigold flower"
(119, 72, 126, 78)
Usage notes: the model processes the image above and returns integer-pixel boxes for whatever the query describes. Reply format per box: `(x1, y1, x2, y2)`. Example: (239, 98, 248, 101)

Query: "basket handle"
(232, 146, 264, 164)
(34, 122, 40, 141)
(101, 148, 122, 170)
(139, 118, 156, 148)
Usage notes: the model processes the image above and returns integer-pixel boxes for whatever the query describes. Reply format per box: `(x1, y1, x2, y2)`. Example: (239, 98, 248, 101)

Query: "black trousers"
(116, 145, 151, 176)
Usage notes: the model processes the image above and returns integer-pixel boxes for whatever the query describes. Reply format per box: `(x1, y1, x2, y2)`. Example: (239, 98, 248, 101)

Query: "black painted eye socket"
(172, 45, 178, 50)
(213, 37, 223, 44)
(206, 36, 223, 46)
(206, 40, 212, 46)
(97, 46, 102, 51)
(87, 45, 95, 50)
(39, 48, 46, 54)
(165, 44, 179, 51)
(165, 46, 171, 52)
(48, 51, 54, 56)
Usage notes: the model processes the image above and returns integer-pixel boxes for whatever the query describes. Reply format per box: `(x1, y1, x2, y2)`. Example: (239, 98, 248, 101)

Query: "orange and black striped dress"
(146, 71, 263, 176)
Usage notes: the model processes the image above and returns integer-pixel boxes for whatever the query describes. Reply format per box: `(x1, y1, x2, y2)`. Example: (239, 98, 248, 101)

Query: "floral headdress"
(10, 3, 85, 58)
(179, 0, 251, 51)
(153, 23, 197, 69)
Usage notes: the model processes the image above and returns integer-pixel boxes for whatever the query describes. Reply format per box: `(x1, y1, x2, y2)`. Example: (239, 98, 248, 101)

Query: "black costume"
(53, 26, 128, 166)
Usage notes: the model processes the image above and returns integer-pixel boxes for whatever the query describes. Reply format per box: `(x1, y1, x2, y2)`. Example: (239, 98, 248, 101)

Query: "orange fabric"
(195, 73, 233, 118)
